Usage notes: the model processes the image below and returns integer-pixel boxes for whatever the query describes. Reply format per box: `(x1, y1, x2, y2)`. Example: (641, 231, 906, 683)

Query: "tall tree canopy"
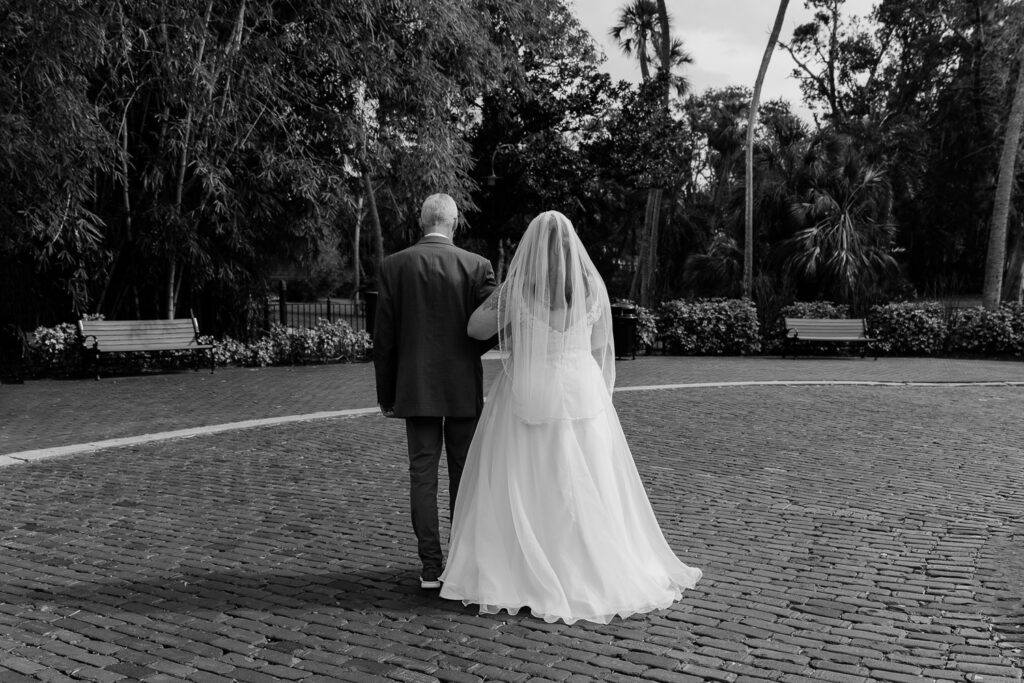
(0, 0, 572, 330)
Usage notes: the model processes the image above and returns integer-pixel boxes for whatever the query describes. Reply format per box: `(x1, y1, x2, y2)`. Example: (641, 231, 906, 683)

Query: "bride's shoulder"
(585, 297, 603, 325)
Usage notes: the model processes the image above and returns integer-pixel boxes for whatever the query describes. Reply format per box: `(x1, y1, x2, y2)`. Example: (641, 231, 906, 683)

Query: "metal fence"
(265, 297, 369, 331)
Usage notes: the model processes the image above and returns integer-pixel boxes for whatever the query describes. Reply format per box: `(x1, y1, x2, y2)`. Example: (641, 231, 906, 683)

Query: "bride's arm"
(468, 286, 500, 340)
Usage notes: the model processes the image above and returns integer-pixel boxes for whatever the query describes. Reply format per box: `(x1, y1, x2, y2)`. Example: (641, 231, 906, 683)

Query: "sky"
(569, 0, 878, 119)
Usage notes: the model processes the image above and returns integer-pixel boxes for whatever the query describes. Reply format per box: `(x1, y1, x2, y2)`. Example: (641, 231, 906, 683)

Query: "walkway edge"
(615, 379, 1024, 392)
(1, 407, 378, 466)
(4, 380, 1023, 467)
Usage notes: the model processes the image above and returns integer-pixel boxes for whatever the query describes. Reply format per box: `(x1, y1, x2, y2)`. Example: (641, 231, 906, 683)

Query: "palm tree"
(654, 0, 672, 98)
(682, 234, 742, 297)
(744, 0, 790, 299)
(779, 138, 899, 306)
(664, 37, 694, 97)
(609, 0, 659, 82)
(611, 0, 692, 306)
(982, 40, 1024, 309)
(610, 1, 690, 91)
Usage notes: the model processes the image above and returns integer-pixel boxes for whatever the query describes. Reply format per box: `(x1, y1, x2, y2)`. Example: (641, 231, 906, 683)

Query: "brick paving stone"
(868, 671, 929, 683)
(186, 673, 235, 683)
(433, 670, 483, 683)
(4, 356, 1024, 456)
(3, 374, 1024, 683)
(512, 662, 570, 680)
(680, 662, 738, 681)
(389, 669, 441, 683)
(808, 672, 872, 683)
(33, 672, 78, 683)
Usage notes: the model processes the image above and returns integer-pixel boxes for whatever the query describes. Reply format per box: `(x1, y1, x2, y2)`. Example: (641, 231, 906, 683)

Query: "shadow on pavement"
(24, 566, 468, 617)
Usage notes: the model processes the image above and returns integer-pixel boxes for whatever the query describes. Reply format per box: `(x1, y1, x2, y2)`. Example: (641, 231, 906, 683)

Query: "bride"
(439, 210, 701, 624)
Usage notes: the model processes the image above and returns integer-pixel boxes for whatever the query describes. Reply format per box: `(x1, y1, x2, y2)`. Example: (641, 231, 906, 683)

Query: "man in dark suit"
(373, 193, 497, 589)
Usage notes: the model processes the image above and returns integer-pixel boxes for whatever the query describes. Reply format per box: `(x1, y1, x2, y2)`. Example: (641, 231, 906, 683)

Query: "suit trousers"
(405, 416, 478, 578)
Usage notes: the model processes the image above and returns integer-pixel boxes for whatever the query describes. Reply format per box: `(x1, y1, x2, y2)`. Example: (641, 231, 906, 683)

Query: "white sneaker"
(419, 576, 442, 589)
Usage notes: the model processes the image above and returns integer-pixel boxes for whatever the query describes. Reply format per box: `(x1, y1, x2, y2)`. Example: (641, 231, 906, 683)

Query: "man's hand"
(379, 404, 396, 418)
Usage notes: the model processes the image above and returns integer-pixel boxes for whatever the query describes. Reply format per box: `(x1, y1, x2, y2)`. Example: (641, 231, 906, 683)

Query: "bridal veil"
(497, 211, 615, 423)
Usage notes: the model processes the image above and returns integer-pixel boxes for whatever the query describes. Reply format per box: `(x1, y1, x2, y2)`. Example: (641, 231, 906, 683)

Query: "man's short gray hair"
(420, 194, 458, 232)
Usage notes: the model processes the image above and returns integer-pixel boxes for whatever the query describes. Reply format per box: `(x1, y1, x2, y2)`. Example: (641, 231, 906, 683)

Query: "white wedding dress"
(439, 302, 702, 624)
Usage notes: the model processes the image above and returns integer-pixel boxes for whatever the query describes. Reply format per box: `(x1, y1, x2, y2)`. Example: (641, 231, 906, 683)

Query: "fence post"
(364, 290, 378, 334)
(326, 297, 332, 323)
(278, 280, 287, 327)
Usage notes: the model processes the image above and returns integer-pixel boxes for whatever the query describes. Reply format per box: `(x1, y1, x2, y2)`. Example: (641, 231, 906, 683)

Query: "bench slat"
(785, 318, 868, 341)
(84, 330, 197, 342)
(80, 321, 197, 332)
(91, 340, 211, 352)
(77, 316, 214, 378)
(782, 317, 876, 359)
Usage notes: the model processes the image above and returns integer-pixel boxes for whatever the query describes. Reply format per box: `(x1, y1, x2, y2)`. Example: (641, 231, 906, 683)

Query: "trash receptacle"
(610, 302, 637, 360)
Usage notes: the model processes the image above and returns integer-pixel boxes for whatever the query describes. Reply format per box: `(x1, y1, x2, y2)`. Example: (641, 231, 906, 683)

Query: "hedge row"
(621, 299, 1024, 358)
(869, 302, 1024, 356)
(26, 319, 371, 377)
(21, 300, 1024, 377)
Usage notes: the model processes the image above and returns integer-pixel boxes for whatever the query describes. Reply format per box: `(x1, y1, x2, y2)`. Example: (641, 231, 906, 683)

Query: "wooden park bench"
(79, 316, 214, 379)
(783, 317, 876, 359)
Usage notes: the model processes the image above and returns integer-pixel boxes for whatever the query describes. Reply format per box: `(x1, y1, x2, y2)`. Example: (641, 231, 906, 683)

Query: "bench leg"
(85, 346, 100, 380)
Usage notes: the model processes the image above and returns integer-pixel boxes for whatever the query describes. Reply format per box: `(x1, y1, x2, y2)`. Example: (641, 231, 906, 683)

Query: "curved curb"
(615, 380, 1024, 392)
(3, 380, 1023, 467)
(0, 407, 378, 467)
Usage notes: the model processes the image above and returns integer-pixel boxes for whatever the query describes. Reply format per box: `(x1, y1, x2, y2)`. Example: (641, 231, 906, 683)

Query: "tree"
(779, 0, 887, 126)
(611, 0, 692, 306)
(982, 39, 1024, 309)
(0, 1, 116, 319)
(0, 0, 575, 332)
(779, 136, 899, 307)
(778, 0, 1019, 299)
(744, 0, 790, 299)
(609, 0, 660, 81)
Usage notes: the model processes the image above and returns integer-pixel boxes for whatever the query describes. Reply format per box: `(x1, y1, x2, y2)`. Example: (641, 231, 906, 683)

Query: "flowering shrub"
(657, 298, 761, 355)
(27, 318, 371, 377)
(205, 320, 372, 367)
(29, 322, 81, 376)
(867, 302, 948, 355)
(634, 304, 658, 352)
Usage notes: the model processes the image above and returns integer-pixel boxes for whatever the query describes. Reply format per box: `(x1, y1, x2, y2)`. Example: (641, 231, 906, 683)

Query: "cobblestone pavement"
(2, 370, 1024, 682)
(4, 356, 1024, 456)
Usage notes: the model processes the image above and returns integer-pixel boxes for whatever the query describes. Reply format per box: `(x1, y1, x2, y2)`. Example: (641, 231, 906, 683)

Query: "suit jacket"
(373, 236, 497, 418)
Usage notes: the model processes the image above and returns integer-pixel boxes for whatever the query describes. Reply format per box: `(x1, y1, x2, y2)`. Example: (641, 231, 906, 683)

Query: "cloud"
(571, 0, 878, 120)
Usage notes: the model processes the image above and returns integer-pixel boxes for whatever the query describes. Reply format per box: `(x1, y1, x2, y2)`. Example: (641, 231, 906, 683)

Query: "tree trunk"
(642, 188, 663, 307)
(654, 0, 672, 107)
(638, 36, 650, 81)
(363, 172, 385, 286)
(630, 188, 662, 306)
(97, 107, 135, 314)
(1002, 225, 1024, 303)
(744, 0, 789, 300)
(629, 1, 673, 307)
(352, 195, 364, 298)
(167, 0, 214, 319)
(982, 46, 1024, 310)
